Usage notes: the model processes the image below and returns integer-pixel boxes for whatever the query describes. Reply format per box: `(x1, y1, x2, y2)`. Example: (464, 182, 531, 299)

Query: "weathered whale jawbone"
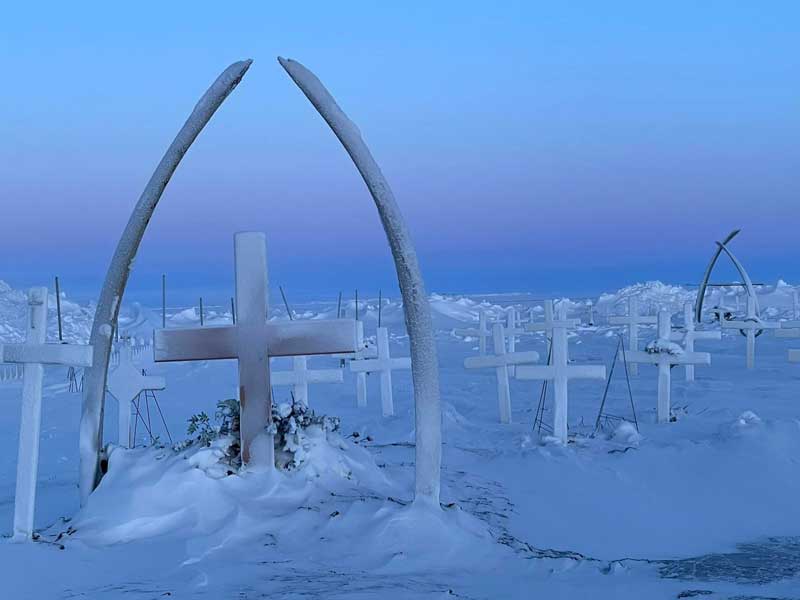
(278, 57, 442, 505)
(695, 229, 740, 323)
(79, 60, 252, 505)
(715, 241, 760, 317)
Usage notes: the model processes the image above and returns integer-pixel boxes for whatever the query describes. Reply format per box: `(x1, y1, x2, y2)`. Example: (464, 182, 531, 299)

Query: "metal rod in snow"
(199, 297, 204, 326)
(54, 276, 63, 342)
(336, 291, 342, 319)
(378, 289, 382, 328)
(161, 274, 166, 328)
(355, 289, 359, 321)
(231, 297, 236, 324)
(279, 286, 293, 320)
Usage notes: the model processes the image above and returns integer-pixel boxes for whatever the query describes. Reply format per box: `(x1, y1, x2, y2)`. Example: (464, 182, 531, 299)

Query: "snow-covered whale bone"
(714, 241, 760, 317)
(464, 323, 540, 424)
(350, 327, 411, 417)
(79, 59, 253, 506)
(669, 303, 721, 382)
(695, 228, 740, 323)
(154, 232, 357, 468)
(1, 287, 93, 541)
(278, 57, 442, 505)
(516, 304, 605, 443)
(626, 310, 710, 423)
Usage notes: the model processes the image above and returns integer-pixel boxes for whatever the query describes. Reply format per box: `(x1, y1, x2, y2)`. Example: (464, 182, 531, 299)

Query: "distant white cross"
(516, 303, 605, 443)
(720, 296, 779, 369)
(464, 323, 540, 424)
(349, 326, 410, 417)
(107, 344, 166, 448)
(608, 296, 656, 376)
(0, 287, 93, 541)
(504, 307, 527, 376)
(272, 355, 343, 407)
(454, 309, 491, 355)
(626, 310, 710, 424)
(525, 300, 580, 339)
(154, 232, 357, 468)
(669, 303, 720, 382)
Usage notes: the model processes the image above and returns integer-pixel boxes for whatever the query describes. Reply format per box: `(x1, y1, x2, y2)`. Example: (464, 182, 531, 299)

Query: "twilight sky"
(0, 2, 797, 305)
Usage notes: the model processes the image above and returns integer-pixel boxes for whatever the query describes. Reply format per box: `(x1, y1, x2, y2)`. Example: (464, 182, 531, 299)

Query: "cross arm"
(515, 364, 555, 380)
(267, 319, 357, 357)
(1, 343, 93, 367)
(464, 350, 539, 370)
(154, 326, 237, 362)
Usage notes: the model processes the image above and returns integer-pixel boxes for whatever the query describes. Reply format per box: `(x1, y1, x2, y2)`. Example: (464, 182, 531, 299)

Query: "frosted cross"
(349, 326, 410, 417)
(626, 310, 710, 424)
(106, 344, 166, 448)
(720, 296, 778, 369)
(454, 309, 490, 355)
(0, 287, 93, 541)
(516, 303, 605, 443)
(608, 296, 656, 376)
(525, 300, 580, 339)
(271, 356, 343, 407)
(154, 232, 357, 468)
(464, 323, 540, 424)
(776, 319, 800, 362)
(669, 303, 720, 382)
(504, 307, 527, 376)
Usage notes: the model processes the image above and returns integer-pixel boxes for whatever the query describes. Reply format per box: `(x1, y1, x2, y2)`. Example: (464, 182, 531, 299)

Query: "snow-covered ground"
(1, 279, 799, 599)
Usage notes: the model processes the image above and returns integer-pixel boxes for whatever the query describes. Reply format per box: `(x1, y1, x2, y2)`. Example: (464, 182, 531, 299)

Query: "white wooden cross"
(347, 321, 377, 408)
(106, 344, 166, 448)
(516, 303, 605, 443)
(0, 287, 93, 541)
(608, 296, 656, 376)
(669, 303, 720, 382)
(504, 307, 528, 376)
(626, 310, 710, 424)
(154, 232, 357, 468)
(271, 356, 343, 407)
(349, 326, 410, 417)
(720, 296, 779, 369)
(454, 309, 490, 355)
(464, 323, 540, 424)
(525, 300, 580, 340)
(775, 319, 800, 340)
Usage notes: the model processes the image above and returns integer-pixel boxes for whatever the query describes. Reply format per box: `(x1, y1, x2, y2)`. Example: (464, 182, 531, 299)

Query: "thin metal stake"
(54, 276, 63, 342)
(336, 291, 343, 319)
(279, 286, 293, 320)
(199, 297, 204, 326)
(231, 297, 236, 324)
(378, 289, 382, 328)
(355, 289, 359, 321)
(161, 274, 166, 328)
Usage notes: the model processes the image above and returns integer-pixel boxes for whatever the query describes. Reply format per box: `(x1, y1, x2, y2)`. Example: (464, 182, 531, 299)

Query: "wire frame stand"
(130, 368, 173, 446)
(593, 334, 638, 436)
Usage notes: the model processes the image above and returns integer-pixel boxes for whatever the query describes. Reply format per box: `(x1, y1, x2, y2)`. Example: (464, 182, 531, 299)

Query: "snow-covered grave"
(516, 303, 605, 443)
(271, 355, 343, 407)
(524, 299, 580, 339)
(669, 302, 721, 382)
(720, 296, 779, 369)
(608, 295, 656, 376)
(627, 310, 711, 423)
(464, 323, 540, 423)
(106, 344, 166, 448)
(0, 287, 93, 541)
(453, 308, 490, 355)
(154, 232, 357, 467)
(349, 326, 410, 417)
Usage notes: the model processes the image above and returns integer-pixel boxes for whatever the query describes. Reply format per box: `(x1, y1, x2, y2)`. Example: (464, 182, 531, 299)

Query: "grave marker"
(720, 296, 779, 368)
(454, 309, 490, 355)
(525, 300, 580, 339)
(350, 326, 410, 417)
(669, 303, 721, 381)
(608, 296, 656, 376)
(272, 356, 343, 407)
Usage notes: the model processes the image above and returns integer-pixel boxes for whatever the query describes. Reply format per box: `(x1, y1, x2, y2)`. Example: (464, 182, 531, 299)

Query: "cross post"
(608, 296, 656, 376)
(350, 326, 410, 417)
(669, 303, 720, 382)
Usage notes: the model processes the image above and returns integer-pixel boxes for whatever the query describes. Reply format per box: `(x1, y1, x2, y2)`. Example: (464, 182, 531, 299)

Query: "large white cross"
(669, 303, 720, 382)
(525, 300, 580, 339)
(454, 309, 490, 355)
(720, 296, 779, 369)
(107, 344, 166, 448)
(349, 326, 410, 417)
(608, 296, 656, 376)
(271, 355, 343, 407)
(0, 287, 93, 541)
(626, 310, 710, 424)
(516, 303, 605, 443)
(154, 232, 357, 468)
(464, 323, 540, 424)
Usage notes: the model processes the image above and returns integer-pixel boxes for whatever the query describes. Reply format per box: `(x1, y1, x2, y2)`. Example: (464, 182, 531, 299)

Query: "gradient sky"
(1, 2, 798, 305)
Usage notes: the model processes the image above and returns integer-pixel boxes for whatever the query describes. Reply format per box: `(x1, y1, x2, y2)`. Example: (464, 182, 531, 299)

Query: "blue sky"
(0, 2, 797, 305)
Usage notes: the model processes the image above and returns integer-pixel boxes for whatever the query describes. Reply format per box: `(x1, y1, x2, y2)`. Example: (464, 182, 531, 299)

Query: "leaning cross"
(154, 232, 357, 468)
(0, 287, 93, 541)
(627, 310, 710, 423)
(271, 355, 343, 407)
(516, 303, 605, 443)
(720, 296, 778, 369)
(669, 303, 720, 382)
(349, 326, 410, 417)
(464, 323, 540, 424)
(454, 309, 491, 355)
(107, 344, 166, 448)
(608, 296, 656, 376)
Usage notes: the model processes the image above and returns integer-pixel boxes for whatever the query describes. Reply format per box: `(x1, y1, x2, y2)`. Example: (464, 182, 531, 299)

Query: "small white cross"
(349, 326, 410, 417)
(271, 355, 343, 407)
(626, 310, 710, 423)
(0, 287, 93, 541)
(516, 303, 605, 443)
(454, 309, 491, 355)
(464, 323, 540, 424)
(669, 303, 720, 382)
(107, 344, 166, 448)
(608, 296, 656, 376)
(525, 300, 580, 339)
(720, 296, 779, 368)
(504, 307, 528, 376)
